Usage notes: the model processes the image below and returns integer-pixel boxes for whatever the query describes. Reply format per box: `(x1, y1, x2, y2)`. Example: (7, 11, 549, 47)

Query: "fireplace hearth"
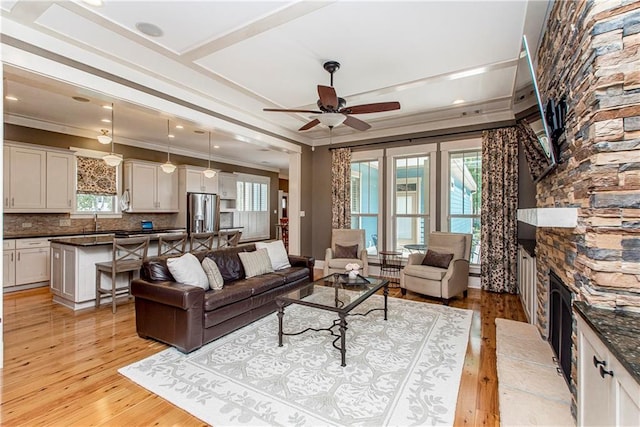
(548, 270, 573, 385)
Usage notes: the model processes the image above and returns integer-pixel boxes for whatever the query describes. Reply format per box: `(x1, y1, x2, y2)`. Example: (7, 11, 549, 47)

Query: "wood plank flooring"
(1, 272, 526, 426)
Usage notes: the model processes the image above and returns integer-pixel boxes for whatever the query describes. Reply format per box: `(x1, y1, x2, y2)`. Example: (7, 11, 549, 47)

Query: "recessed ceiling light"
(213, 145, 220, 149)
(194, 130, 205, 134)
(72, 96, 90, 102)
(101, 119, 111, 123)
(5, 96, 18, 101)
(136, 22, 163, 37)
(102, 104, 112, 110)
(175, 125, 183, 129)
(453, 99, 465, 105)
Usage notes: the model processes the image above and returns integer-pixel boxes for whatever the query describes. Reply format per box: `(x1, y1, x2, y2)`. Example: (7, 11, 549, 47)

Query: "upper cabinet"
(179, 166, 218, 194)
(3, 143, 74, 213)
(218, 172, 237, 200)
(123, 160, 178, 212)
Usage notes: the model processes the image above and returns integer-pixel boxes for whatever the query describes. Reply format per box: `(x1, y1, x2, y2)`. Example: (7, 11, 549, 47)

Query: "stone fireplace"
(548, 270, 573, 385)
(530, 0, 640, 419)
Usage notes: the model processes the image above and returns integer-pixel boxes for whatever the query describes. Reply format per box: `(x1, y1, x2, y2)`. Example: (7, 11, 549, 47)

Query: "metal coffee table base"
(277, 287, 388, 367)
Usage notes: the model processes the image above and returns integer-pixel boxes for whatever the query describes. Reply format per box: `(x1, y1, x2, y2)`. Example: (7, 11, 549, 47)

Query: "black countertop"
(574, 301, 640, 384)
(5, 228, 186, 240)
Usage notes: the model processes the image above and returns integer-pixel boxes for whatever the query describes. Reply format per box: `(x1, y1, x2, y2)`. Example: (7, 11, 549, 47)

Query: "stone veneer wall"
(534, 0, 640, 417)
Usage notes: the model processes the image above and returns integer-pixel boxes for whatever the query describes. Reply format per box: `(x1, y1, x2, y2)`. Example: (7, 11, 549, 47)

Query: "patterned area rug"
(120, 291, 472, 426)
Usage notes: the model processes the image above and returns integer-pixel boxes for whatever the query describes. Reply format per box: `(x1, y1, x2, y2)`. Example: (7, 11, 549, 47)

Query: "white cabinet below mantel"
(123, 160, 179, 212)
(577, 314, 640, 426)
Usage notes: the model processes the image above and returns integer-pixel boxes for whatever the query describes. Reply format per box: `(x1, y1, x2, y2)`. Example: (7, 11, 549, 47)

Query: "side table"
(379, 251, 402, 287)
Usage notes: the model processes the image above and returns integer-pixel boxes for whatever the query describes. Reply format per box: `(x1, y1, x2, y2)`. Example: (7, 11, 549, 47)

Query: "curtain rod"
(327, 119, 518, 151)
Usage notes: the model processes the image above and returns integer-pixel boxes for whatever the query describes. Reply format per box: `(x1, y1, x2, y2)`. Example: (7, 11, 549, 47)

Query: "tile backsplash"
(3, 213, 180, 238)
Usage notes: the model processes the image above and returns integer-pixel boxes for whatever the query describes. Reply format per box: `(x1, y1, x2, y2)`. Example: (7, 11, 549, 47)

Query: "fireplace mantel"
(517, 208, 578, 228)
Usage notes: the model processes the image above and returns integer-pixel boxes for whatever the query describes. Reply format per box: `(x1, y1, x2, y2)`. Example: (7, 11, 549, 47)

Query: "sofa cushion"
(429, 233, 467, 260)
(274, 266, 309, 283)
(244, 273, 286, 295)
(201, 257, 224, 290)
(206, 251, 245, 284)
(421, 249, 454, 269)
(255, 240, 291, 270)
(335, 243, 358, 258)
(327, 258, 365, 271)
(403, 264, 447, 281)
(204, 285, 253, 311)
(143, 258, 175, 282)
(238, 249, 274, 278)
(167, 253, 209, 290)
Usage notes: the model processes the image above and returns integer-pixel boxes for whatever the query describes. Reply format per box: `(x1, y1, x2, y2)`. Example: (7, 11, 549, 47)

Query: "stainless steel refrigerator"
(187, 192, 219, 234)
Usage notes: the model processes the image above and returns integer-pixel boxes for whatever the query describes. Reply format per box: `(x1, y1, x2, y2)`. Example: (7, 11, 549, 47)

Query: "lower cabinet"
(577, 314, 640, 426)
(3, 238, 50, 290)
(50, 244, 76, 302)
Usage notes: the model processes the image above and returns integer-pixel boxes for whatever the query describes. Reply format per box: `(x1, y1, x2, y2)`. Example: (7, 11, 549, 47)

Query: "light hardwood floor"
(1, 272, 526, 426)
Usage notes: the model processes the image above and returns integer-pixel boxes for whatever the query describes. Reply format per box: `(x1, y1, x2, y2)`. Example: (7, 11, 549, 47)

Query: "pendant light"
(97, 129, 111, 144)
(102, 103, 122, 167)
(160, 119, 176, 174)
(203, 131, 216, 179)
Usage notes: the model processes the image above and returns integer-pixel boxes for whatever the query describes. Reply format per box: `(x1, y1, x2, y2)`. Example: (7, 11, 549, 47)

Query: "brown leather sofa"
(131, 244, 315, 353)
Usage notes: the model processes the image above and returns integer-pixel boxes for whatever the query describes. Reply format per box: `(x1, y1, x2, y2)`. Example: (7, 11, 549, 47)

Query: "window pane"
(351, 215, 378, 256)
(76, 194, 115, 212)
(395, 216, 426, 254)
(393, 155, 430, 256)
(450, 217, 481, 264)
(450, 152, 481, 215)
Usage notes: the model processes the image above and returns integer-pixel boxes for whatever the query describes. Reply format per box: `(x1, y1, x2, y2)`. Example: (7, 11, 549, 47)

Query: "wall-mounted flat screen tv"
(521, 35, 557, 183)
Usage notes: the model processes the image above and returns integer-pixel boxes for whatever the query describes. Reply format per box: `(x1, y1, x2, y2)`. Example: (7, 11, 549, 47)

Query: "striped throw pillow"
(201, 257, 224, 290)
(238, 248, 274, 278)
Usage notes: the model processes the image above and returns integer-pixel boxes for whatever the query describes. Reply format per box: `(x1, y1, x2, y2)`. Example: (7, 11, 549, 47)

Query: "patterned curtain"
(77, 156, 117, 195)
(520, 118, 550, 180)
(331, 148, 351, 229)
(480, 126, 520, 293)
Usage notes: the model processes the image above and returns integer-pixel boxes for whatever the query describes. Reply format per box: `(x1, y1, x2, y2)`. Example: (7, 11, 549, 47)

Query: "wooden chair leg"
(401, 288, 407, 296)
(95, 268, 101, 308)
(463, 290, 468, 298)
(442, 298, 450, 306)
(111, 270, 117, 314)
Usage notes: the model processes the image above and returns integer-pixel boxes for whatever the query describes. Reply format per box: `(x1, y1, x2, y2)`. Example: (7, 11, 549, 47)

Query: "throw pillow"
(334, 243, 358, 258)
(421, 249, 454, 269)
(255, 240, 291, 270)
(166, 253, 209, 290)
(238, 248, 274, 278)
(201, 257, 224, 290)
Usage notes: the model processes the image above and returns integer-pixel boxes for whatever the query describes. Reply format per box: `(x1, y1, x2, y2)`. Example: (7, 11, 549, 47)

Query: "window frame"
(386, 143, 437, 255)
(351, 149, 384, 258)
(70, 147, 122, 219)
(440, 138, 482, 271)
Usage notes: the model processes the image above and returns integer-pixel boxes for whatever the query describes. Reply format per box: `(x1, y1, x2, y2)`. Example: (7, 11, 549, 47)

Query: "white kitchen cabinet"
(4, 145, 47, 210)
(179, 166, 218, 194)
(50, 244, 76, 301)
(46, 151, 75, 211)
(218, 172, 237, 200)
(123, 160, 178, 212)
(517, 245, 537, 325)
(577, 315, 640, 426)
(4, 143, 75, 212)
(3, 240, 16, 288)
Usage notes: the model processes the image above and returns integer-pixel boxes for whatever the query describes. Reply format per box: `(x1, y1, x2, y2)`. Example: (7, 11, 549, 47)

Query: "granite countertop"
(574, 301, 640, 384)
(49, 235, 117, 247)
(5, 228, 186, 240)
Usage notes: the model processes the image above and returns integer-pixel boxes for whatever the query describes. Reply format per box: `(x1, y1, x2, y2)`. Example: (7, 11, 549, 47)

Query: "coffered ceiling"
(1, 0, 551, 175)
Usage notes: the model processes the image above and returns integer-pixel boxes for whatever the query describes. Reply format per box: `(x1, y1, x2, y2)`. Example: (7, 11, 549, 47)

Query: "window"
(441, 139, 482, 266)
(74, 151, 120, 215)
(351, 158, 381, 255)
(235, 173, 270, 240)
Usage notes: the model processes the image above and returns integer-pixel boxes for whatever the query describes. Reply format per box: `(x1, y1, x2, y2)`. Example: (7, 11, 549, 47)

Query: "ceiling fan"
(263, 61, 401, 131)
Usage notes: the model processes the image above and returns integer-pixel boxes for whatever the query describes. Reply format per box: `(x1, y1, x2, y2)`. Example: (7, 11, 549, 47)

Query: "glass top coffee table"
(275, 273, 389, 367)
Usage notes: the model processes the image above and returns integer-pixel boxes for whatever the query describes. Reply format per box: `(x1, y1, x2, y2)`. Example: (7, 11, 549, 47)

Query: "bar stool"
(158, 232, 187, 256)
(190, 232, 215, 252)
(217, 230, 242, 248)
(95, 236, 149, 313)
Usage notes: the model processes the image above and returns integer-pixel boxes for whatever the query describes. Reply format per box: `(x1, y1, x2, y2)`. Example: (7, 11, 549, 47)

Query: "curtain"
(480, 125, 520, 293)
(331, 148, 351, 229)
(520, 118, 550, 180)
(76, 156, 117, 195)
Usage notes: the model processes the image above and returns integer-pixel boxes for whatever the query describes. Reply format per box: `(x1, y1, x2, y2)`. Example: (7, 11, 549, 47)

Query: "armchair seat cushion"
(327, 258, 365, 271)
(403, 265, 447, 281)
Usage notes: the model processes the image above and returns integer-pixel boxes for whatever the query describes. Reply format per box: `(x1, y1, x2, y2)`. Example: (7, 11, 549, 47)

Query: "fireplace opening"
(548, 270, 573, 385)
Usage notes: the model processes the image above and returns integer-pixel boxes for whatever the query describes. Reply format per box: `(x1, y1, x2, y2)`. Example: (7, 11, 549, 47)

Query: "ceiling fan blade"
(340, 101, 401, 115)
(318, 85, 338, 110)
(299, 118, 321, 131)
(343, 115, 371, 131)
(263, 108, 322, 114)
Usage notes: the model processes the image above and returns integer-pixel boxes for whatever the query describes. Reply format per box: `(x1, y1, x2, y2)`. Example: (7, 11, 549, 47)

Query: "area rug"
(119, 291, 472, 426)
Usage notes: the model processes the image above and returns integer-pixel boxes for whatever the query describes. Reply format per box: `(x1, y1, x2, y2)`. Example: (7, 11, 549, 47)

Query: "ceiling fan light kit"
(263, 60, 400, 132)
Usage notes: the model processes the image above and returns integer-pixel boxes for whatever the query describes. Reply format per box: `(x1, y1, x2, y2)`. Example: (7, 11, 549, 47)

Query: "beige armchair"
(324, 229, 369, 277)
(400, 231, 472, 304)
